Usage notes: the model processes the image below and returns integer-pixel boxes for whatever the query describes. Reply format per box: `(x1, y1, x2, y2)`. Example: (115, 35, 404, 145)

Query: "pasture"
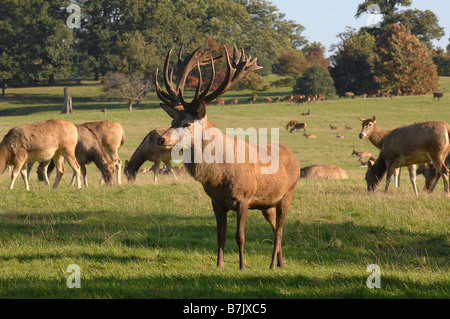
(0, 78, 449, 299)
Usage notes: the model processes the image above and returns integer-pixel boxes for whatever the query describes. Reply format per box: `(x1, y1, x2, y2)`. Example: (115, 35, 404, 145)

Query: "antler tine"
(155, 68, 178, 108)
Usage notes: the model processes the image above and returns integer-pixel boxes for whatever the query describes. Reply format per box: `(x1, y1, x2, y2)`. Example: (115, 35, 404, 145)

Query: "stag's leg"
(38, 160, 51, 186)
(271, 190, 294, 269)
(394, 167, 401, 188)
(71, 164, 87, 187)
(425, 164, 439, 193)
(384, 163, 397, 193)
(9, 159, 26, 190)
(26, 162, 34, 183)
(261, 207, 276, 232)
(235, 201, 248, 270)
(108, 150, 122, 185)
(407, 165, 418, 196)
(212, 200, 228, 268)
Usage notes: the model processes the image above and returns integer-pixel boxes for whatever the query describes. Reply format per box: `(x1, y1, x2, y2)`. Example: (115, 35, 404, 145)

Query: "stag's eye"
(182, 123, 191, 128)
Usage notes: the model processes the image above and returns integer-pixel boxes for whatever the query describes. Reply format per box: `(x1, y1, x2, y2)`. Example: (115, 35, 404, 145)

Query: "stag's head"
(154, 44, 262, 150)
(365, 157, 385, 192)
(358, 116, 376, 139)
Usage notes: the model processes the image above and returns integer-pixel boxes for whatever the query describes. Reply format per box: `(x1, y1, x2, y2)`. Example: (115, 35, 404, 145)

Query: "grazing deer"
(300, 164, 348, 179)
(82, 121, 125, 184)
(285, 120, 299, 131)
(365, 121, 450, 195)
(329, 124, 340, 130)
(303, 132, 316, 139)
(283, 95, 293, 103)
(247, 95, 258, 104)
(289, 123, 307, 133)
(358, 116, 403, 188)
(0, 120, 81, 190)
(69, 125, 115, 187)
(344, 92, 355, 99)
(226, 98, 238, 105)
(433, 92, 444, 101)
(215, 99, 225, 106)
(301, 109, 310, 116)
(154, 44, 300, 269)
(124, 128, 177, 184)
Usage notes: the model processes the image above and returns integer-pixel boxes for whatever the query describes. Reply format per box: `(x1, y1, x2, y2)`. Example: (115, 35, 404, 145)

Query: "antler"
(155, 44, 262, 115)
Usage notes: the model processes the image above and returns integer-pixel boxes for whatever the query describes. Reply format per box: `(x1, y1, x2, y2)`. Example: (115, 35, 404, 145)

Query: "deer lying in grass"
(302, 109, 310, 116)
(124, 127, 177, 184)
(154, 44, 300, 269)
(358, 116, 403, 188)
(303, 132, 316, 139)
(336, 132, 344, 138)
(82, 121, 125, 184)
(0, 119, 81, 190)
(300, 164, 348, 179)
(330, 124, 340, 130)
(351, 148, 372, 159)
(365, 121, 450, 195)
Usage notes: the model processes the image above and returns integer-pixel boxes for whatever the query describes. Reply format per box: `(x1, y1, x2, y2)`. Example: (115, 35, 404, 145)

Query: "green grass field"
(0, 78, 448, 299)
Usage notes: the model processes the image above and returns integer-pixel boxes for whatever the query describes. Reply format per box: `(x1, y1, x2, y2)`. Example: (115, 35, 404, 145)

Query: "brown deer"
(0, 120, 81, 190)
(329, 124, 340, 130)
(289, 123, 307, 133)
(365, 121, 450, 195)
(226, 98, 238, 105)
(345, 124, 353, 130)
(247, 95, 258, 104)
(124, 127, 178, 184)
(69, 125, 115, 187)
(300, 164, 348, 179)
(263, 97, 273, 103)
(351, 148, 372, 159)
(283, 95, 293, 103)
(82, 121, 125, 184)
(433, 92, 444, 101)
(344, 92, 355, 98)
(336, 132, 344, 138)
(154, 44, 300, 269)
(301, 109, 310, 116)
(358, 116, 403, 188)
(303, 132, 316, 139)
(285, 120, 299, 131)
(215, 99, 225, 106)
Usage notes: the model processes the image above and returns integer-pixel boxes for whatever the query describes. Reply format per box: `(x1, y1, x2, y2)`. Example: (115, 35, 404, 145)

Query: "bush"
(293, 64, 336, 97)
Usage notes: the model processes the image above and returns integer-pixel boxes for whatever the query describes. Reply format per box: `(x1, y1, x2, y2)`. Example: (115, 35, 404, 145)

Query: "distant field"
(0, 77, 448, 298)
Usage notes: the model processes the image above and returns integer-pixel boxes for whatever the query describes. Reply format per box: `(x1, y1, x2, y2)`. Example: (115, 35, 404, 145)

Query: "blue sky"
(270, 0, 450, 56)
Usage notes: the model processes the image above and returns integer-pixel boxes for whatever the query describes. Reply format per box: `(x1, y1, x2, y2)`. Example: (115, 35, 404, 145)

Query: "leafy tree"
(374, 24, 439, 94)
(272, 49, 309, 77)
(329, 29, 379, 96)
(302, 42, 329, 69)
(294, 64, 336, 98)
(433, 49, 450, 76)
(233, 73, 271, 94)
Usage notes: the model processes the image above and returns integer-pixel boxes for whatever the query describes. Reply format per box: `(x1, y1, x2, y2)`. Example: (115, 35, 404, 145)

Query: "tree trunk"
(48, 74, 55, 86)
(61, 87, 74, 114)
(128, 102, 133, 111)
(1, 80, 6, 98)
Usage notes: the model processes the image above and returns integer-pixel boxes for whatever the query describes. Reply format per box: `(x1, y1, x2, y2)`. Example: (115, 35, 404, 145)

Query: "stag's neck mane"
(370, 125, 390, 150)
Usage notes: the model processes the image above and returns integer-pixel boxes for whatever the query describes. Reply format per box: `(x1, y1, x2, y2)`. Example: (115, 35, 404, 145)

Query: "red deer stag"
(82, 121, 125, 184)
(289, 123, 307, 133)
(365, 121, 450, 195)
(0, 120, 81, 190)
(124, 128, 177, 184)
(433, 92, 444, 101)
(358, 116, 403, 188)
(285, 120, 299, 131)
(154, 44, 300, 269)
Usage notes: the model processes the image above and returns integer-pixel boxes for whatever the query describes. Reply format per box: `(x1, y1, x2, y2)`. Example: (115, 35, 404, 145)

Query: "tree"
(294, 65, 336, 98)
(302, 42, 329, 69)
(61, 87, 73, 114)
(272, 49, 309, 76)
(374, 24, 439, 94)
(355, 0, 444, 48)
(329, 29, 379, 96)
(433, 48, 450, 76)
(102, 72, 151, 111)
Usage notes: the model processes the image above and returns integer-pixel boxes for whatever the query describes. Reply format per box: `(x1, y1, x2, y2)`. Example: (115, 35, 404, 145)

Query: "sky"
(270, 0, 450, 57)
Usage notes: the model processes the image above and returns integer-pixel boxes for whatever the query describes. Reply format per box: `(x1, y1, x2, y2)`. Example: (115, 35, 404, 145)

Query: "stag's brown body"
(154, 44, 300, 269)
(0, 119, 81, 190)
(124, 127, 177, 183)
(365, 121, 450, 195)
(300, 164, 348, 179)
(82, 121, 125, 184)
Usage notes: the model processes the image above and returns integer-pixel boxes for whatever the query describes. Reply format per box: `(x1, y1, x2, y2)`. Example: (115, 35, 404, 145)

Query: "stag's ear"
(160, 103, 179, 119)
(358, 116, 364, 122)
(372, 116, 376, 123)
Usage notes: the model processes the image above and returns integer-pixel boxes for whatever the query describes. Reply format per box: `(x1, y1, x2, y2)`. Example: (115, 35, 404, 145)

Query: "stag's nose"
(157, 137, 165, 146)
(359, 133, 364, 139)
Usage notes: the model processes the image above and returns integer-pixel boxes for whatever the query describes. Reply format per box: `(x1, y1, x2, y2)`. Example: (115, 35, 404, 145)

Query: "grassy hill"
(0, 77, 448, 298)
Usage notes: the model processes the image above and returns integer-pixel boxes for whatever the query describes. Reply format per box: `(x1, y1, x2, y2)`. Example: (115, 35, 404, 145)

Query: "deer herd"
(0, 44, 448, 270)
